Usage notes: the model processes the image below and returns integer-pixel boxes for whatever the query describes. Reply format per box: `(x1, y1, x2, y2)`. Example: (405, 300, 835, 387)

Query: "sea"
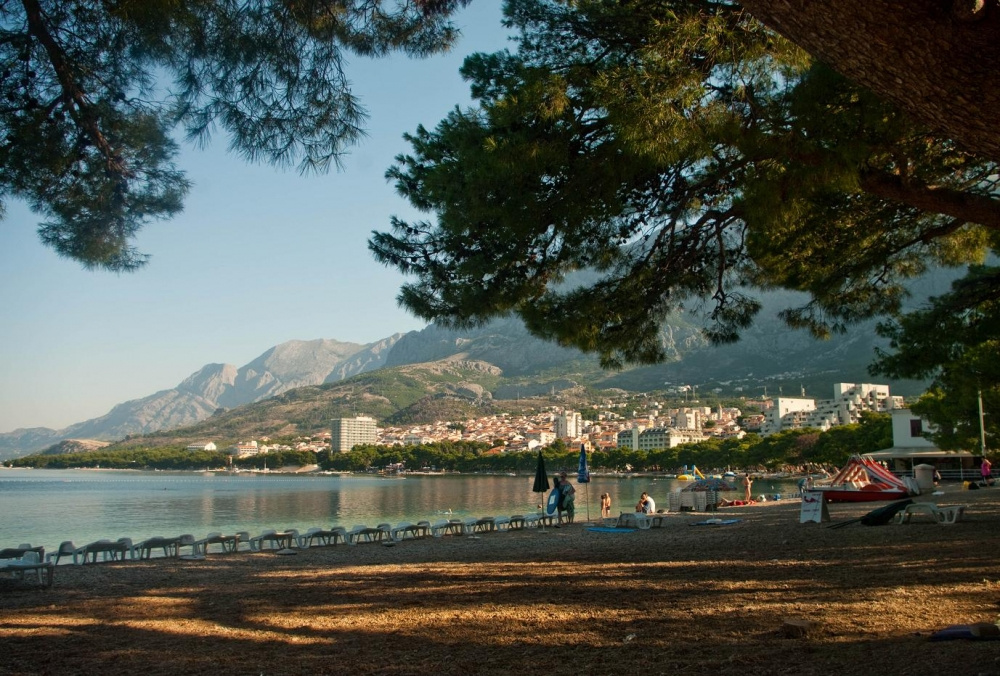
(0, 468, 799, 556)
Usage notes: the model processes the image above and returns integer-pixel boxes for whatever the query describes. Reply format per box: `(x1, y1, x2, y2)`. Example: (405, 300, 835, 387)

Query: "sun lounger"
(346, 525, 386, 544)
(521, 514, 541, 528)
(896, 502, 967, 525)
(430, 519, 462, 537)
(0, 547, 53, 588)
(249, 529, 298, 551)
(391, 523, 430, 541)
(192, 532, 241, 555)
(45, 541, 78, 565)
(74, 539, 131, 563)
(296, 527, 347, 548)
(134, 536, 182, 559)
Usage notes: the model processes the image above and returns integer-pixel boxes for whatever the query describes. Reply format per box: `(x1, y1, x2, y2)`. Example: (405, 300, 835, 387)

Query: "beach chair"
(471, 516, 497, 533)
(430, 519, 461, 537)
(135, 536, 182, 559)
(46, 541, 78, 565)
(346, 525, 385, 544)
(249, 529, 297, 551)
(390, 523, 421, 541)
(75, 539, 130, 564)
(296, 527, 347, 548)
(521, 514, 541, 528)
(176, 534, 198, 557)
(896, 502, 967, 525)
(0, 549, 53, 588)
(192, 532, 240, 555)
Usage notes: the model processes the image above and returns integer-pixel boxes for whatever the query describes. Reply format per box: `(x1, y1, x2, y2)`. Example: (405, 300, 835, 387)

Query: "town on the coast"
(185, 382, 985, 483)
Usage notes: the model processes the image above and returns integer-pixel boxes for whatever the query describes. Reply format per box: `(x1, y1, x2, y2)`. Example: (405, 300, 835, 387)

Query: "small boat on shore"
(815, 455, 914, 503)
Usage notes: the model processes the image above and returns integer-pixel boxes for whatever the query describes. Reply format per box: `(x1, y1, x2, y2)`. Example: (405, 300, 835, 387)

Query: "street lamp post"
(978, 388, 987, 455)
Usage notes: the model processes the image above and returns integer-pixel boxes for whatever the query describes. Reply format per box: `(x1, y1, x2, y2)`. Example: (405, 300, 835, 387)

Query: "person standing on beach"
(743, 474, 753, 502)
(559, 472, 576, 524)
(600, 492, 612, 518)
(981, 457, 993, 486)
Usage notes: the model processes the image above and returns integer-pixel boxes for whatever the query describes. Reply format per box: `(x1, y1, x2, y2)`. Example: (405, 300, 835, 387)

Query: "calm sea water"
(0, 468, 798, 555)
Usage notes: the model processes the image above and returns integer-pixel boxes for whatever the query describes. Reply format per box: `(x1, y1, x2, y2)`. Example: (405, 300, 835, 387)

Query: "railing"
(893, 468, 981, 482)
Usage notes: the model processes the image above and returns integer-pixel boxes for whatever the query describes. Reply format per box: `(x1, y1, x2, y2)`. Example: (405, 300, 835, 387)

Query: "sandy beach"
(3, 485, 999, 676)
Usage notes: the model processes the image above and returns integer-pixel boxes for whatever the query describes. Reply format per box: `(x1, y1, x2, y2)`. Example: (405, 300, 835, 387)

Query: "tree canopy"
(740, 0, 1000, 164)
(1, 0, 470, 270)
(370, 0, 999, 371)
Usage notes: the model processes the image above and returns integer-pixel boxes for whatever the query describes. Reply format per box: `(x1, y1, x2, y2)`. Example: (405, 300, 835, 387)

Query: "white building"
(186, 442, 217, 452)
(331, 415, 378, 453)
(555, 411, 583, 439)
(868, 408, 977, 478)
(761, 383, 903, 435)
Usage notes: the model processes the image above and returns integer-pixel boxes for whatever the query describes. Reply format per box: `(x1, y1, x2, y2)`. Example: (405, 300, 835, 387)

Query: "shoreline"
(3, 485, 999, 675)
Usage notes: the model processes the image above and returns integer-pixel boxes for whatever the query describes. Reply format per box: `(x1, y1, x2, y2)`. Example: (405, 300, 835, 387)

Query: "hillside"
(104, 358, 552, 450)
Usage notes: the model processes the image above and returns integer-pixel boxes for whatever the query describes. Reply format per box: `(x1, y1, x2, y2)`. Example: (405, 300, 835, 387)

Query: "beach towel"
(586, 527, 636, 533)
(691, 518, 741, 526)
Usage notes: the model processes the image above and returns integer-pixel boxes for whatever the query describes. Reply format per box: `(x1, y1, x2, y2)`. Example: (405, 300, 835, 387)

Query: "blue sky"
(0, 3, 509, 432)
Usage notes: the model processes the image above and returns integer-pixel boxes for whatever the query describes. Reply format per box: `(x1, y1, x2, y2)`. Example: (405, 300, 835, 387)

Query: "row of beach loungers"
(4, 513, 565, 576)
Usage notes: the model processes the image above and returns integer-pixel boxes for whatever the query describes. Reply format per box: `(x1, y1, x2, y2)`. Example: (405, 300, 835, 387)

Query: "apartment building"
(760, 383, 903, 435)
(331, 415, 378, 453)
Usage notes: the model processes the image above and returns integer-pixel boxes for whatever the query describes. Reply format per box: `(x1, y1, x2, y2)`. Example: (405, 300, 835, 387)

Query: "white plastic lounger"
(296, 527, 347, 548)
(346, 525, 385, 544)
(896, 503, 967, 525)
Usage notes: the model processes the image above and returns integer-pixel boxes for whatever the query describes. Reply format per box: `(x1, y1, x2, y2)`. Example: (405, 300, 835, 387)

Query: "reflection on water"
(0, 469, 798, 552)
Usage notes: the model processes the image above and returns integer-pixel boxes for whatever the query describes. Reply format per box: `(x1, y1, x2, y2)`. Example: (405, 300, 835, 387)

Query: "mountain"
(0, 336, 401, 459)
(2, 274, 950, 458)
(109, 358, 519, 451)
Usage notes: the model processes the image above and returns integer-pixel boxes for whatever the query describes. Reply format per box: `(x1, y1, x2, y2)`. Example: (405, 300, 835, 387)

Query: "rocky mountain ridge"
(0, 282, 941, 458)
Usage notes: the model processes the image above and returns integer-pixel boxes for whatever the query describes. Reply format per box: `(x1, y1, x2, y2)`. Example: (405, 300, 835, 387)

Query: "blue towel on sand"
(691, 518, 741, 526)
(586, 527, 636, 533)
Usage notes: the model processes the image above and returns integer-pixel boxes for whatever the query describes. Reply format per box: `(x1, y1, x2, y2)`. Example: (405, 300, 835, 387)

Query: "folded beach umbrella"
(533, 451, 550, 494)
(532, 451, 551, 532)
(577, 444, 590, 484)
(577, 444, 591, 522)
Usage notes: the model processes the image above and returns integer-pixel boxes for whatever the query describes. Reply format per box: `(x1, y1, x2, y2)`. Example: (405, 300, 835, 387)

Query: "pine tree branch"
(859, 170, 1000, 230)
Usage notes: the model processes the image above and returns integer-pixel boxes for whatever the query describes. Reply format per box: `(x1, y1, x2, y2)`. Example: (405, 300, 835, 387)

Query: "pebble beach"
(3, 485, 999, 676)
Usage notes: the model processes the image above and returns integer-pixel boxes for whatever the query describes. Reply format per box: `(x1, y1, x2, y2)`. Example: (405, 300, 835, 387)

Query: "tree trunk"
(740, 0, 1000, 162)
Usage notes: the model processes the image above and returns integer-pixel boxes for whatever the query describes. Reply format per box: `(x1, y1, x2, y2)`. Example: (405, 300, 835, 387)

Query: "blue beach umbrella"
(577, 445, 591, 522)
(577, 444, 591, 484)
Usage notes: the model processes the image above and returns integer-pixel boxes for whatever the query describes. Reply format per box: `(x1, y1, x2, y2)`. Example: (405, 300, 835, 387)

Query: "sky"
(0, 3, 510, 433)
